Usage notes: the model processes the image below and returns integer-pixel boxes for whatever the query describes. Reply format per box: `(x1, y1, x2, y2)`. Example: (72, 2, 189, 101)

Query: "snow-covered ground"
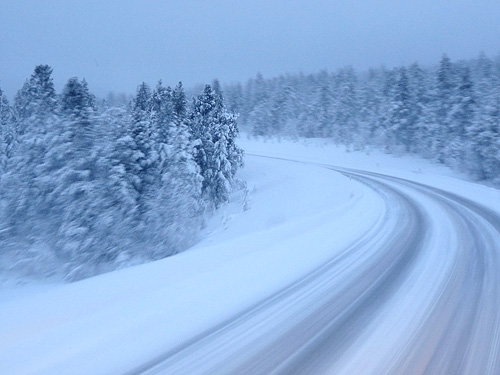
(241, 136, 500, 211)
(2, 137, 500, 374)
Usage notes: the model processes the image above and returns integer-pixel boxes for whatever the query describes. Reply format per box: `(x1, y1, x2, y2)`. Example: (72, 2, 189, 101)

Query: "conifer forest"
(1, 53, 499, 281)
(224, 53, 500, 182)
(0, 66, 244, 280)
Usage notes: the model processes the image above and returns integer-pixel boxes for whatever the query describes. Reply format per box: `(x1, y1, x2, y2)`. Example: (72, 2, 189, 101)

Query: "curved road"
(127, 156, 500, 375)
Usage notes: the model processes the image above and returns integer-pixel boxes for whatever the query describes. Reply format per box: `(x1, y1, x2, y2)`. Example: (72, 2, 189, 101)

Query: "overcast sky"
(1, 0, 499, 99)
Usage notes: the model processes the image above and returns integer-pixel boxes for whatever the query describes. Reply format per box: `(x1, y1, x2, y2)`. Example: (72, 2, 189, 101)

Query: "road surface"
(126, 155, 500, 375)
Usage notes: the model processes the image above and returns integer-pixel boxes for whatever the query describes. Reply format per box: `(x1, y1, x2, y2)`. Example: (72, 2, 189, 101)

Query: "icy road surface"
(2, 139, 500, 374)
(128, 159, 500, 375)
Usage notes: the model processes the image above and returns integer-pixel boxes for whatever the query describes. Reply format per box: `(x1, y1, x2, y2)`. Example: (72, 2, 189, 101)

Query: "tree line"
(224, 53, 500, 183)
(0, 65, 244, 280)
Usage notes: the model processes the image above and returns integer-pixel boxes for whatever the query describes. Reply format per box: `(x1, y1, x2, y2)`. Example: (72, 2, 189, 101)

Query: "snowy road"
(126, 156, 500, 375)
(2, 143, 500, 375)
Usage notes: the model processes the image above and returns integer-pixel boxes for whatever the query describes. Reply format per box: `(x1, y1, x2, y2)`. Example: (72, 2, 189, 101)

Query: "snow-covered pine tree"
(3, 65, 59, 237)
(129, 82, 156, 217)
(469, 53, 499, 180)
(335, 67, 359, 146)
(473, 52, 494, 121)
(146, 81, 203, 256)
(389, 67, 412, 152)
(469, 95, 500, 181)
(249, 73, 270, 136)
(408, 63, 433, 156)
(169, 82, 203, 213)
(0, 87, 14, 171)
(13, 65, 58, 131)
(81, 79, 98, 112)
(483, 95, 500, 181)
(49, 77, 105, 277)
(449, 65, 475, 169)
(280, 81, 301, 137)
(149, 81, 172, 175)
(13, 80, 32, 130)
(224, 82, 244, 119)
(375, 67, 398, 151)
(434, 54, 456, 162)
(60, 77, 97, 149)
(268, 81, 287, 136)
(189, 85, 215, 180)
(214, 90, 244, 181)
(249, 101, 271, 137)
(97, 106, 142, 263)
(172, 81, 187, 118)
(357, 69, 383, 146)
(189, 84, 243, 208)
(315, 73, 334, 138)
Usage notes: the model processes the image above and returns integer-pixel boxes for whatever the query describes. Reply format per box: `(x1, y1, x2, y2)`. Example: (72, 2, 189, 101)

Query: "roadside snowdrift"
(0, 139, 375, 375)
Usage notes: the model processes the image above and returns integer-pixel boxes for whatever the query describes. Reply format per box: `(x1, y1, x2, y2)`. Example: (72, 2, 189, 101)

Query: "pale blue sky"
(1, 0, 499, 98)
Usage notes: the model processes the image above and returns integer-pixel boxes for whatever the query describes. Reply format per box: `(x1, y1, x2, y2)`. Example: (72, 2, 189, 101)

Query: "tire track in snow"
(342, 170, 500, 375)
(128, 155, 500, 375)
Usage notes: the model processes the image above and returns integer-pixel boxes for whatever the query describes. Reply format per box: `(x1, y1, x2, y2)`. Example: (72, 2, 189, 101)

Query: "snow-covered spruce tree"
(189, 85, 215, 195)
(3, 65, 59, 238)
(357, 69, 383, 146)
(12, 80, 32, 130)
(81, 79, 98, 112)
(95, 106, 142, 264)
(268, 81, 288, 136)
(13, 65, 59, 133)
(473, 52, 495, 122)
(224, 82, 244, 119)
(188, 84, 243, 209)
(468, 95, 500, 181)
(388, 67, 412, 152)
(315, 74, 334, 138)
(169, 82, 204, 215)
(280, 81, 302, 137)
(371, 68, 397, 151)
(145, 81, 203, 257)
(249, 101, 271, 137)
(407, 63, 433, 156)
(434, 54, 457, 162)
(48, 77, 108, 278)
(150, 81, 173, 150)
(129, 82, 156, 218)
(172, 81, 187, 118)
(0, 66, 62, 277)
(449, 65, 475, 169)
(249, 73, 270, 136)
(485, 96, 500, 181)
(214, 88, 244, 182)
(0, 86, 14, 171)
(334, 67, 359, 146)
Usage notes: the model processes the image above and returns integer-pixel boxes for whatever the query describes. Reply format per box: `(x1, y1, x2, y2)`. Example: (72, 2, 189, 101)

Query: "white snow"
(1, 136, 499, 374)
